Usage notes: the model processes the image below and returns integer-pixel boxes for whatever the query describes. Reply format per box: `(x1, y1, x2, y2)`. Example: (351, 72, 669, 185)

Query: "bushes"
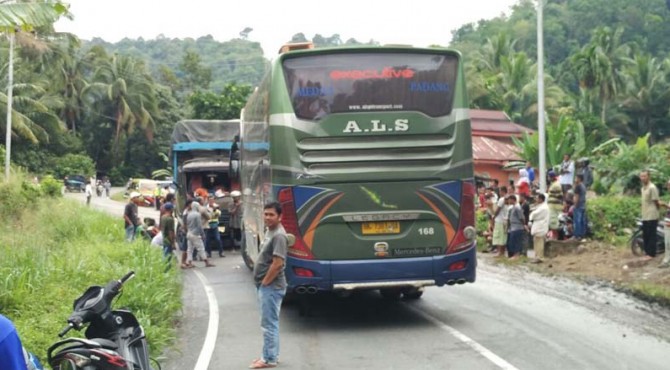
(0, 193, 181, 362)
(588, 196, 640, 243)
(51, 153, 96, 179)
(39, 175, 63, 197)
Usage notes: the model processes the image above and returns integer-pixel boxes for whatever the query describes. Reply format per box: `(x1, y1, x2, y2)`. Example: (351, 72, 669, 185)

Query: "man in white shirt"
(559, 154, 575, 194)
(528, 193, 550, 263)
(492, 186, 509, 257)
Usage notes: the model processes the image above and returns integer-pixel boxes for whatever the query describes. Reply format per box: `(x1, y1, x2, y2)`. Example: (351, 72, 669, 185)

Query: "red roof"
(470, 109, 534, 137)
(472, 136, 523, 164)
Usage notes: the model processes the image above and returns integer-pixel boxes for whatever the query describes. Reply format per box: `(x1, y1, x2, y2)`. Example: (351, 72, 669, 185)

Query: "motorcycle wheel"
(629, 230, 645, 256)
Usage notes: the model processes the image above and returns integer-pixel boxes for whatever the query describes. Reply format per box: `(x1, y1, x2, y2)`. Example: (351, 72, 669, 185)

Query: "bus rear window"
(282, 52, 458, 120)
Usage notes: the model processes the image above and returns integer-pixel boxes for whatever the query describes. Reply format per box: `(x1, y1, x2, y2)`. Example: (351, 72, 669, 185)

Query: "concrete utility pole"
(4, 31, 13, 181)
(537, 0, 547, 193)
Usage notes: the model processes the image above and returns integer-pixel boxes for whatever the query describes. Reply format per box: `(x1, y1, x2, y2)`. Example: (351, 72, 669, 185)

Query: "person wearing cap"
(160, 202, 177, 261)
(229, 190, 243, 251)
(547, 170, 563, 239)
(124, 192, 140, 242)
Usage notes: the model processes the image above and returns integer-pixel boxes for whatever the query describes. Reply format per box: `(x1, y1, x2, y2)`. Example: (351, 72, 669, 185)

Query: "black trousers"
(642, 220, 658, 257)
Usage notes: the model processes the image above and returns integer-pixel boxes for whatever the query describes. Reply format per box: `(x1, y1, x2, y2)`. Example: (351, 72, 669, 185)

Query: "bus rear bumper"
(286, 243, 477, 292)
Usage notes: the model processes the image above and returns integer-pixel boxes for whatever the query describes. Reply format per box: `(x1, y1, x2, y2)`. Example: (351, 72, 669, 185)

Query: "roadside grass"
(484, 240, 670, 308)
(627, 281, 670, 306)
(0, 197, 181, 362)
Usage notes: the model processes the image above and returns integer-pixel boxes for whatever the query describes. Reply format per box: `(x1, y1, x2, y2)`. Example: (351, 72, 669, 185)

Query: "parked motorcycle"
(630, 219, 666, 256)
(47, 271, 158, 370)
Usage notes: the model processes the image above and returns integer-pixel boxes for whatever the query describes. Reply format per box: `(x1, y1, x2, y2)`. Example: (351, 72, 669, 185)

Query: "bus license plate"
(361, 221, 400, 235)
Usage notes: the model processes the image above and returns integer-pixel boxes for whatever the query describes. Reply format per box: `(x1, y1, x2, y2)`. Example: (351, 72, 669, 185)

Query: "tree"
(618, 53, 670, 142)
(239, 27, 253, 40)
(84, 54, 159, 156)
(513, 115, 588, 169)
(570, 27, 630, 125)
(188, 82, 252, 120)
(179, 50, 212, 91)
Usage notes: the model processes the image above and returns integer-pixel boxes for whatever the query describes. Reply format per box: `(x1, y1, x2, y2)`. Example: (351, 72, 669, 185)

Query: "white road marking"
(407, 305, 519, 370)
(193, 269, 220, 370)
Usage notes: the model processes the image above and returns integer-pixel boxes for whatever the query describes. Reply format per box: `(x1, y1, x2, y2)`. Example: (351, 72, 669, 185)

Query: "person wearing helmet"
(229, 190, 243, 251)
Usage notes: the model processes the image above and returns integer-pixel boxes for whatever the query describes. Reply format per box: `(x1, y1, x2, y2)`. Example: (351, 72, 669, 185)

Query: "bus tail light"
(448, 260, 468, 271)
(447, 181, 476, 254)
(278, 187, 314, 260)
(293, 267, 315, 277)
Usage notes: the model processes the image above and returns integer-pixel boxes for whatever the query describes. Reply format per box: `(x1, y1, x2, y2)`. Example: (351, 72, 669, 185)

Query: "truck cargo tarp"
(171, 119, 240, 146)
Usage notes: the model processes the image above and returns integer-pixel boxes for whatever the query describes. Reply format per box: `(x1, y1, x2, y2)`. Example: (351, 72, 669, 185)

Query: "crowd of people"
(479, 155, 670, 267)
(124, 186, 246, 269)
(479, 155, 593, 263)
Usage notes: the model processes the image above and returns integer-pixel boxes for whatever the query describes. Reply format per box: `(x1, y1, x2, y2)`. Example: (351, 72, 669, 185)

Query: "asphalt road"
(66, 191, 670, 370)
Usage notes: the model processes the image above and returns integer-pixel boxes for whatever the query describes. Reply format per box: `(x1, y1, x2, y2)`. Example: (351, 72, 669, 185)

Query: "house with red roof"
(469, 109, 534, 186)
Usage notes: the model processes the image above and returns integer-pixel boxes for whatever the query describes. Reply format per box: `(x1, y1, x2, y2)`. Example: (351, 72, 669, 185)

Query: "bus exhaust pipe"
(306, 286, 318, 294)
(456, 279, 466, 285)
(295, 286, 308, 294)
(446, 280, 456, 286)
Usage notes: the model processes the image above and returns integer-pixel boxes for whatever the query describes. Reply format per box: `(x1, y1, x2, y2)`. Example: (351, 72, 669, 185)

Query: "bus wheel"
(403, 289, 424, 300)
(379, 288, 402, 300)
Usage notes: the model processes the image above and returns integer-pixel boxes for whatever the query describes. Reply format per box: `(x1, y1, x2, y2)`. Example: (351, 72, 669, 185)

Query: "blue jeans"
(573, 207, 586, 238)
(125, 225, 136, 242)
(257, 285, 286, 364)
(205, 228, 222, 256)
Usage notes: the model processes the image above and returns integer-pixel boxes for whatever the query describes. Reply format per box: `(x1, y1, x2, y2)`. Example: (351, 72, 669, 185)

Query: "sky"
(55, 0, 521, 57)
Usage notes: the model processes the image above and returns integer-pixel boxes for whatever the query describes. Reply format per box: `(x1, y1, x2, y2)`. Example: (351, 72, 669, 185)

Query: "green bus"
(237, 43, 476, 299)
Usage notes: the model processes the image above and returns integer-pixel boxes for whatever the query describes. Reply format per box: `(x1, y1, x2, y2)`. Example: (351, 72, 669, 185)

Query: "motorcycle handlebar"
(58, 324, 73, 337)
(119, 271, 135, 284)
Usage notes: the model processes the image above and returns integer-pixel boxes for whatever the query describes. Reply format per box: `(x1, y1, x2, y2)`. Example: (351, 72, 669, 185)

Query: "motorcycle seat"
(90, 338, 119, 350)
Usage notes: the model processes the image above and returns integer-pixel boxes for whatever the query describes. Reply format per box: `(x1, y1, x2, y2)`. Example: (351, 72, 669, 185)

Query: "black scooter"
(630, 219, 666, 256)
(47, 271, 158, 370)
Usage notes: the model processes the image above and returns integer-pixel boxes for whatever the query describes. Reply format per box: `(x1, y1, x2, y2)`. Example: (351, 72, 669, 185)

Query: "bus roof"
(277, 45, 462, 59)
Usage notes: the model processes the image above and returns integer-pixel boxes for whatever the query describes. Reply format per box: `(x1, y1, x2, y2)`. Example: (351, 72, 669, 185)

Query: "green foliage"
(592, 134, 670, 193)
(475, 209, 491, 251)
(588, 195, 641, 243)
(188, 83, 253, 120)
(40, 174, 62, 197)
(0, 171, 37, 222)
(52, 153, 96, 178)
(512, 115, 587, 168)
(0, 195, 181, 362)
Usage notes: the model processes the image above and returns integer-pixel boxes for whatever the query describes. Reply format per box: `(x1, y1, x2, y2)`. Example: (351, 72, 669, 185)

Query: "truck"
(170, 119, 240, 244)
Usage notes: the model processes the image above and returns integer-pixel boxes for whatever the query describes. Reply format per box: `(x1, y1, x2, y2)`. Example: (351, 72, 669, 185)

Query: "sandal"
(249, 359, 276, 369)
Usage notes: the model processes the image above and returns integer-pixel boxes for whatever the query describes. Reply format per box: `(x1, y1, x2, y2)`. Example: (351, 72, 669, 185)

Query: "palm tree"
(618, 54, 670, 142)
(84, 54, 159, 155)
(570, 27, 630, 125)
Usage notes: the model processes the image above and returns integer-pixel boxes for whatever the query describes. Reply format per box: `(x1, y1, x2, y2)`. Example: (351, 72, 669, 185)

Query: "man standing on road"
(492, 186, 509, 256)
(547, 170, 563, 239)
(249, 202, 289, 369)
(186, 201, 215, 268)
(124, 192, 140, 242)
(640, 170, 660, 261)
(528, 193, 550, 263)
(85, 182, 93, 206)
(161, 203, 177, 262)
(572, 174, 587, 241)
